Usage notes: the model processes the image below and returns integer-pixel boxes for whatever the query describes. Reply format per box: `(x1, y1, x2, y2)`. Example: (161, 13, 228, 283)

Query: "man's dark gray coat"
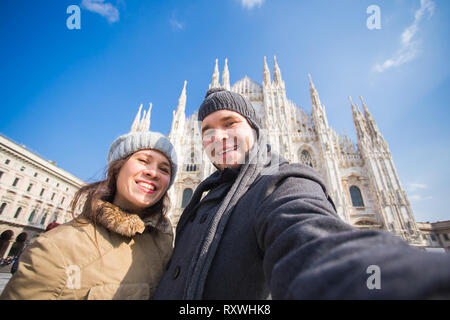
(153, 155, 450, 300)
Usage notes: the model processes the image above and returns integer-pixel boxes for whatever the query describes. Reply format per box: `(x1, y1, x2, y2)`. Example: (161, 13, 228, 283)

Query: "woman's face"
(113, 149, 171, 213)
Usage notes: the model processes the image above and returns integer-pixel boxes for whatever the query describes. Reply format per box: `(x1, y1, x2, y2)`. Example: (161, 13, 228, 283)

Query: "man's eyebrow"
(220, 116, 239, 122)
(201, 124, 211, 134)
(201, 116, 241, 133)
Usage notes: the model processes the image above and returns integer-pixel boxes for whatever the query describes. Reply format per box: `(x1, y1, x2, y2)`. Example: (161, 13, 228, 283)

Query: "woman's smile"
(135, 180, 157, 194)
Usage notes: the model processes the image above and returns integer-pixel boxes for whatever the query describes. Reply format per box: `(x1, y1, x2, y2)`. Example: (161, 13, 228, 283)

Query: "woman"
(0, 105, 177, 299)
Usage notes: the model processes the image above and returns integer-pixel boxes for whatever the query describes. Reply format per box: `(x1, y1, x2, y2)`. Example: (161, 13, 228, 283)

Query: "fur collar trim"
(86, 200, 172, 238)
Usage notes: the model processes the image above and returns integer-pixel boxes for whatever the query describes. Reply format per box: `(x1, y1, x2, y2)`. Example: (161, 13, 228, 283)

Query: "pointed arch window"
(300, 149, 314, 168)
(0, 203, 7, 215)
(185, 149, 198, 172)
(14, 207, 22, 219)
(186, 164, 197, 172)
(28, 209, 36, 223)
(40, 212, 48, 225)
(350, 186, 365, 207)
(181, 188, 193, 209)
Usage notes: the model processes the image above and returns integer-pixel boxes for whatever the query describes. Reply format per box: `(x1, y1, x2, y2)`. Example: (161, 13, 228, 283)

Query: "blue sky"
(0, 0, 449, 222)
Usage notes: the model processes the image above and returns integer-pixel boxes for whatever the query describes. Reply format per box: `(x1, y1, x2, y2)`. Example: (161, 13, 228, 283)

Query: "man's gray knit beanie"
(198, 88, 262, 131)
(107, 104, 178, 188)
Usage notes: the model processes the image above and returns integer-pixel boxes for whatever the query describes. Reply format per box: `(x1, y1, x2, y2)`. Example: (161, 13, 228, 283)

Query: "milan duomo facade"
(165, 57, 425, 247)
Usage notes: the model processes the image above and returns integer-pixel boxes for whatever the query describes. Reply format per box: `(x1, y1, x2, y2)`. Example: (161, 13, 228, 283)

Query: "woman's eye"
(138, 158, 148, 164)
(160, 168, 169, 174)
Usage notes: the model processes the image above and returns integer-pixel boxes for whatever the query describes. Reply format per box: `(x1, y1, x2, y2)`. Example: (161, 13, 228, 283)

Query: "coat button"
(199, 214, 208, 224)
(173, 266, 180, 279)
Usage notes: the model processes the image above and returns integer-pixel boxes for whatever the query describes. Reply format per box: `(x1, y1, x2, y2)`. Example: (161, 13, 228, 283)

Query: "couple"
(2, 88, 450, 300)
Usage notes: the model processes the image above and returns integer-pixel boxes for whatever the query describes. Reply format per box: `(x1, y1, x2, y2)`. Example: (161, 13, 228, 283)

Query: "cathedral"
(164, 57, 425, 247)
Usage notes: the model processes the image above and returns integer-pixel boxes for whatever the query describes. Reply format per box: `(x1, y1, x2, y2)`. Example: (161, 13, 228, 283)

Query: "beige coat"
(0, 201, 173, 300)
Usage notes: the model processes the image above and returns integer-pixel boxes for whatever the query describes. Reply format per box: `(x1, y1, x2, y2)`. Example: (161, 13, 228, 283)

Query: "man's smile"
(217, 145, 238, 156)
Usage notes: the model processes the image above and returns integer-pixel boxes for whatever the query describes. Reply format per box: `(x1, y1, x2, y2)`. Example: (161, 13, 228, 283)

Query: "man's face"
(201, 110, 256, 170)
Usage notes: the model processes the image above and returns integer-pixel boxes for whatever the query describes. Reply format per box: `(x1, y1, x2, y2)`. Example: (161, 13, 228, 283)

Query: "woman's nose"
(143, 167, 158, 179)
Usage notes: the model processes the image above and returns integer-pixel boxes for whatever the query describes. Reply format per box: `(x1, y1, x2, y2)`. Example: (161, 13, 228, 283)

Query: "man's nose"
(213, 128, 229, 141)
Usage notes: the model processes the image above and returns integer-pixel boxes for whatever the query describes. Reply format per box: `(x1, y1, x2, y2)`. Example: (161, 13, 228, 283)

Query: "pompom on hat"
(107, 104, 178, 188)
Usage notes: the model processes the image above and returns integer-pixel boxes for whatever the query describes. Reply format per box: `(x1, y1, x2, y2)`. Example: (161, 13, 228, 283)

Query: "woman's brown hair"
(70, 154, 171, 232)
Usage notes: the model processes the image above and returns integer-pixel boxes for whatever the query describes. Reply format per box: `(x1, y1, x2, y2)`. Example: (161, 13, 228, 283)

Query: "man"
(153, 88, 450, 299)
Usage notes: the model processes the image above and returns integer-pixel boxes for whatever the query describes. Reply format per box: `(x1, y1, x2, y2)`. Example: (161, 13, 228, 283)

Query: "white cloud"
(409, 194, 432, 202)
(406, 182, 428, 192)
(170, 17, 184, 31)
(374, 0, 434, 73)
(81, 0, 120, 23)
(406, 182, 431, 202)
(241, 0, 264, 10)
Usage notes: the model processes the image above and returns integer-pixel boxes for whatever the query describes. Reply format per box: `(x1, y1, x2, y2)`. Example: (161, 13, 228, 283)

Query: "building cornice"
(0, 134, 85, 188)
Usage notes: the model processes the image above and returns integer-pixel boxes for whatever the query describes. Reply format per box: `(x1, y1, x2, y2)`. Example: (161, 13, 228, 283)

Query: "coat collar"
(86, 200, 172, 238)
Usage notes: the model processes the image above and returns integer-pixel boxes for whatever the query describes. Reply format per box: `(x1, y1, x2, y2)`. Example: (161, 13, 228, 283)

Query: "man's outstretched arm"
(255, 173, 450, 299)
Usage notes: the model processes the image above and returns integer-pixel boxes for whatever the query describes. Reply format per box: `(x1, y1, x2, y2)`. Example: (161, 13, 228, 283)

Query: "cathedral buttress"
(309, 74, 347, 221)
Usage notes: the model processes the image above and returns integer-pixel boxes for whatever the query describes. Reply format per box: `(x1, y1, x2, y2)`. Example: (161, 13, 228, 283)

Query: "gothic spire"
(360, 96, 383, 142)
(263, 56, 271, 86)
(130, 103, 152, 132)
(360, 96, 372, 119)
(177, 80, 187, 112)
(349, 95, 363, 114)
(209, 58, 220, 89)
(349, 96, 369, 145)
(169, 82, 187, 139)
(273, 55, 283, 84)
(144, 103, 151, 130)
(222, 58, 230, 90)
(308, 74, 315, 91)
(350, 96, 364, 125)
(349, 96, 358, 115)
(130, 104, 143, 132)
(308, 74, 322, 110)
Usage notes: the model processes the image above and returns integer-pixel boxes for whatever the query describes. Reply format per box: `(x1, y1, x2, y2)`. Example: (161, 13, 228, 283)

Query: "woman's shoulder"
(37, 218, 114, 262)
(40, 218, 96, 244)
